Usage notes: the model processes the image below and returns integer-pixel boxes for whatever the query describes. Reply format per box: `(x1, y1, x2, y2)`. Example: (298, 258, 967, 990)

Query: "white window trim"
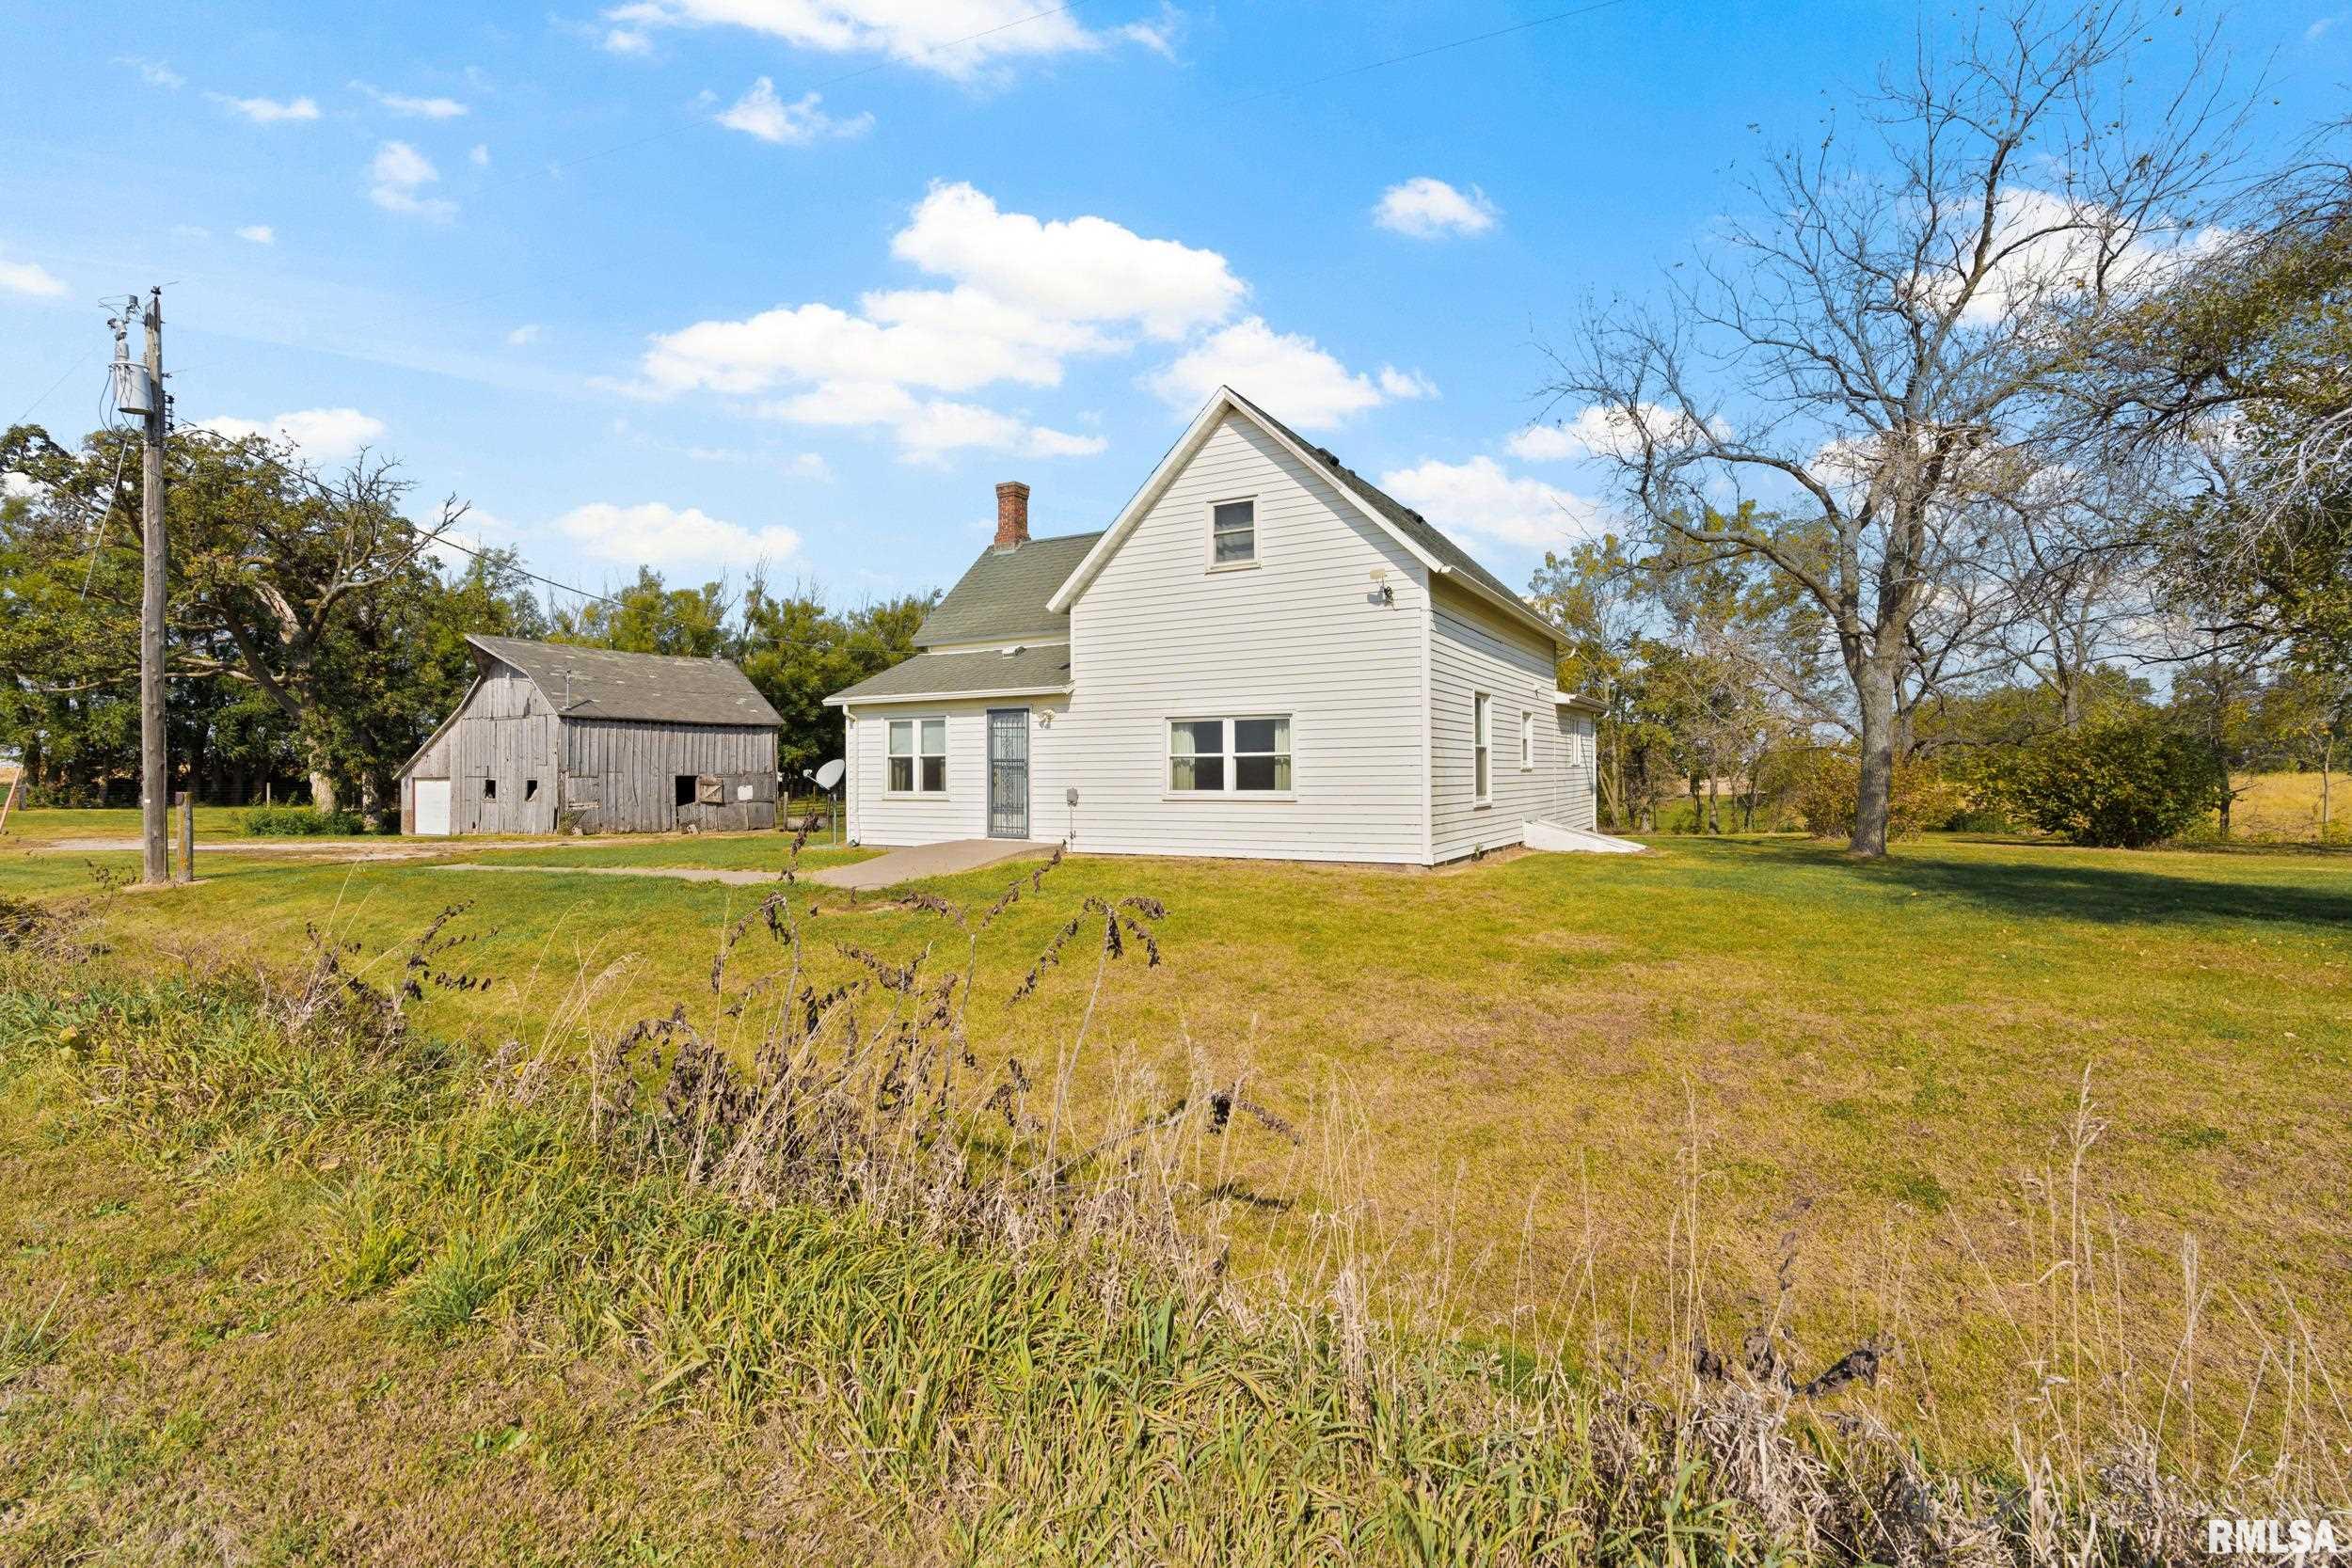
(1519, 709, 1535, 771)
(1472, 691, 1492, 807)
(884, 715, 950, 796)
(1164, 713, 1295, 800)
(1205, 494, 1261, 573)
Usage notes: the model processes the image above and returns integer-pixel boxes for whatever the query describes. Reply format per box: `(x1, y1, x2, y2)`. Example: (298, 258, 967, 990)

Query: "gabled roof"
(1223, 388, 1535, 615)
(824, 645, 1073, 706)
(467, 636, 783, 727)
(913, 531, 1103, 648)
(1045, 387, 1564, 648)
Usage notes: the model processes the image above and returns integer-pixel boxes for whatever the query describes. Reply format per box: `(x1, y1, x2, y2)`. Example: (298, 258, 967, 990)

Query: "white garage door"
(413, 778, 452, 836)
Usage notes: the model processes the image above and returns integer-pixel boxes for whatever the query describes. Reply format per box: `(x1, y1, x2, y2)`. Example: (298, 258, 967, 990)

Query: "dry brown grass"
(5, 821, 2347, 1500)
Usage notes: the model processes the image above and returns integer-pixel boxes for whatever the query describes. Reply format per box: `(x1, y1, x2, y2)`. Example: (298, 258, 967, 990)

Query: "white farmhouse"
(825, 388, 1601, 865)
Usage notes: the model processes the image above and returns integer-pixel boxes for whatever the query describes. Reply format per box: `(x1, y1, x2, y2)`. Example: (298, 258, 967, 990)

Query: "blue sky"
(3, 0, 2344, 615)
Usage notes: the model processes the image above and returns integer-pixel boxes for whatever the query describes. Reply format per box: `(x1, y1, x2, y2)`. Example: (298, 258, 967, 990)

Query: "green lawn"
(2, 816, 2345, 1467)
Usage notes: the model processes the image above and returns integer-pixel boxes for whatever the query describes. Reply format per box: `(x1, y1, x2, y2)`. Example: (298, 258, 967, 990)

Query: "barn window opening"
(483, 779, 497, 800)
(524, 779, 539, 801)
(675, 775, 697, 807)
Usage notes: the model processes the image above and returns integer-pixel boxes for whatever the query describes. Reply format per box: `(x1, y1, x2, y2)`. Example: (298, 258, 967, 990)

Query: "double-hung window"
(1210, 499, 1256, 565)
(887, 717, 947, 794)
(1519, 711, 1535, 770)
(1473, 693, 1492, 802)
(1169, 716, 1291, 793)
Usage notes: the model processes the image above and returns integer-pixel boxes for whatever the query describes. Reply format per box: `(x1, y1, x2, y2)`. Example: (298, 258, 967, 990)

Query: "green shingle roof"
(827, 644, 1073, 705)
(913, 531, 1104, 648)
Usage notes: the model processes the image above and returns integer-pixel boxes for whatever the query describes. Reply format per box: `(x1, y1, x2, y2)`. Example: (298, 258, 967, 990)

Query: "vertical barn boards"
(559, 718, 776, 833)
(398, 636, 783, 835)
(397, 657, 559, 834)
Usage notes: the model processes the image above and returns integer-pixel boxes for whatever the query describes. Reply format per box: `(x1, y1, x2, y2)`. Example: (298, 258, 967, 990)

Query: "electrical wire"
(10, 346, 98, 428)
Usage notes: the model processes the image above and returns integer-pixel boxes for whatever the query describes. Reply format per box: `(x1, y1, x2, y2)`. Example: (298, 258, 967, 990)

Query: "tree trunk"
(310, 768, 339, 815)
(2323, 736, 2333, 842)
(1851, 662, 1898, 857)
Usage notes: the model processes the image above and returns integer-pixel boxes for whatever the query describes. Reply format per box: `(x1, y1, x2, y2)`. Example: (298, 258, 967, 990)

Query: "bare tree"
(1542, 3, 2244, 854)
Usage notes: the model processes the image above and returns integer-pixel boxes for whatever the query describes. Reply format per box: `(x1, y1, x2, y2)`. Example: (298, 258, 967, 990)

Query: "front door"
(987, 708, 1029, 839)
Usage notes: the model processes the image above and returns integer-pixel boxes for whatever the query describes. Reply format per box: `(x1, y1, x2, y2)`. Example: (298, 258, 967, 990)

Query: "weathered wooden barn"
(397, 636, 783, 836)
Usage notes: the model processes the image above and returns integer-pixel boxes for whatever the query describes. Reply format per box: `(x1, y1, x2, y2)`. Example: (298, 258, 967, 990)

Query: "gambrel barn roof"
(464, 636, 783, 727)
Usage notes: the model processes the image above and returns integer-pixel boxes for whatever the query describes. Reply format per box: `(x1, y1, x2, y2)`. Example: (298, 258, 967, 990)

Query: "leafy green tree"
(3, 424, 474, 814)
(737, 584, 930, 784)
(2005, 717, 2230, 848)
(550, 568, 732, 657)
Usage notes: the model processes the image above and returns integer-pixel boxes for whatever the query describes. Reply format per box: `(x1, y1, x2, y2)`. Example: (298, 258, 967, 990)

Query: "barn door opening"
(414, 779, 452, 836)
(987, 709, 1029, 840)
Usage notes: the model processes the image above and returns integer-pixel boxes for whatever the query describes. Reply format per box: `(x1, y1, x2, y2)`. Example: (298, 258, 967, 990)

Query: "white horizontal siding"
(1556, 709, 1597, 831)
(1059, 412, 1430, 863)
(844, 699, 1070, 847)
(1429, 578, 1571, 862)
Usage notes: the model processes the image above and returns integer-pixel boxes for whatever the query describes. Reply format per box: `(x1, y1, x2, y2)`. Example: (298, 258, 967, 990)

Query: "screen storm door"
(987, 709, 1029, 839)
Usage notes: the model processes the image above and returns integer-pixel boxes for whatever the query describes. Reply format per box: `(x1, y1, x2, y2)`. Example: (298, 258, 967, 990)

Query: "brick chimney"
(993, 480, 1031, 549)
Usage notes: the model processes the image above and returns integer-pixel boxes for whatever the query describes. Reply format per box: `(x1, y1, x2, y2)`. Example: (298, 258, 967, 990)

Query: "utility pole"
(137, 288, 168, 886)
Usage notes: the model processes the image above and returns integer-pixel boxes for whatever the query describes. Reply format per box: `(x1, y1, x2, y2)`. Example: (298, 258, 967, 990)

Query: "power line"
(11, 347, 98, 428)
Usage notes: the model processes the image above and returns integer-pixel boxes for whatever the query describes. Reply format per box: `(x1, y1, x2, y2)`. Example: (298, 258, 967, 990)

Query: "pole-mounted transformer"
(109, 317, 155, 418)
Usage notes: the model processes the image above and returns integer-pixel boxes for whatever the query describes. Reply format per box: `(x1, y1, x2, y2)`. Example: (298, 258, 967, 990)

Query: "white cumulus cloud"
(601, 0, 1147, 80)
(553, 500, 803, 571)
(198, 407, 388, 463)
(715, 78, 873, 144)
(369, 141, 454, 221)
(891, 182, 1244, 340)
(1376, 456, 1602, 548)
(0, 248, 69, 299)
(634, 182, 1248, 460)
(1505, 403, 1711, 463)
(469, 143, 491, 166)
(1149, 318, 1389, 431)
(213, 92, 320, 124)
(1374, 177, 1499, 239)
(506, 324, 542, 346)
(235, 224, 275, 245)
(1377, 366, 1438, 401)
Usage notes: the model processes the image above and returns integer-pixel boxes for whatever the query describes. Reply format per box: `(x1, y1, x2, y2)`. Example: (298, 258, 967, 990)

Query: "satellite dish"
(813, 758, 845, 791)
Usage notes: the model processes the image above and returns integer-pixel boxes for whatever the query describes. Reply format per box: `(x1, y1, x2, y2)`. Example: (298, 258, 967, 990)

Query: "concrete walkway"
(803, 837, 1051, 891)
(427, 839, 1053, 894)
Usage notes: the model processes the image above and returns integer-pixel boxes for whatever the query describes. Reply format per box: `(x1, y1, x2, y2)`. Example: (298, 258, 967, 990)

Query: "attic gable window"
(1210, 499, 1255, 566)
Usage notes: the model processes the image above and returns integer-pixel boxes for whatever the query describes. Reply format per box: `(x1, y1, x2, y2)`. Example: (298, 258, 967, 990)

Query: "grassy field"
(2, 810, 2346, 1486)
(2223, 770, 2348, 843)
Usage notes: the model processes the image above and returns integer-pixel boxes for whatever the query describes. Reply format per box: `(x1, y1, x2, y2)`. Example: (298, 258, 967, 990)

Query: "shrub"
(239, 804, 368, 836)
(1791, 753, 1968, 841)
(2006, 719, 2229, 847)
